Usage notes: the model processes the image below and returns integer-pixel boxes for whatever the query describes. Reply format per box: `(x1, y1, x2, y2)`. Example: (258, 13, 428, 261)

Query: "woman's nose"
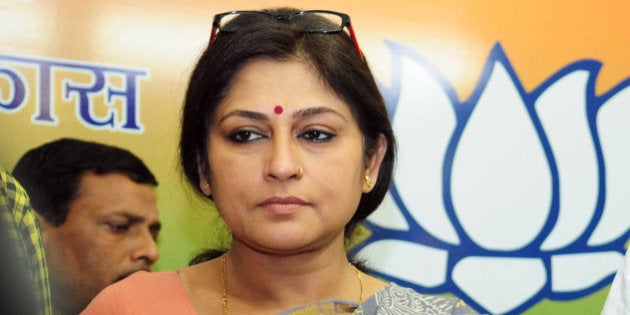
(264, 134, 302, 181)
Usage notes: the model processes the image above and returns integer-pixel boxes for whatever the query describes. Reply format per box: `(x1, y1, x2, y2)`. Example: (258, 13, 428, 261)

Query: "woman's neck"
(223, 242, 362, 313)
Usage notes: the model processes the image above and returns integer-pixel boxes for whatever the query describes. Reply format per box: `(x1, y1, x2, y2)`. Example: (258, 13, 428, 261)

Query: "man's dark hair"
(13, 138, 158, 226)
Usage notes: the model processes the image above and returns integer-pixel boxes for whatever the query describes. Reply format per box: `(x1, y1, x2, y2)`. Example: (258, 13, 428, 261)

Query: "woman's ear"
(363, 134, 387, 193)
(197, 157, 212, 196)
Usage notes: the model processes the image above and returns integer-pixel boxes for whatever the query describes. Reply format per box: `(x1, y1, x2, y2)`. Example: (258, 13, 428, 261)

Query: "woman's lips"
(258, 196, 310, 215)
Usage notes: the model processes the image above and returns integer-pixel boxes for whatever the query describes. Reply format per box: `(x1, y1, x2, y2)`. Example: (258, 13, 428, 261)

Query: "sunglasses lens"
(290, 12, 344, 32)
(219, 12, 274, 32)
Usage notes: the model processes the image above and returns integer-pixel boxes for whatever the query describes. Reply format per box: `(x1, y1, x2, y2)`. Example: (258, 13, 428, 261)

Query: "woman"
(82, 7, 477, 314)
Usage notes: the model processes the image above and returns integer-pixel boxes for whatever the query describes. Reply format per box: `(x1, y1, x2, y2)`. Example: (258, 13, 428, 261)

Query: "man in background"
(13, 138, 161, 315)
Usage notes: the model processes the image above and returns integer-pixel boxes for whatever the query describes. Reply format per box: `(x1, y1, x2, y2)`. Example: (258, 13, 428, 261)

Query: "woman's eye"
(228, 130, 265, 143)
(300, 130, 335, 142)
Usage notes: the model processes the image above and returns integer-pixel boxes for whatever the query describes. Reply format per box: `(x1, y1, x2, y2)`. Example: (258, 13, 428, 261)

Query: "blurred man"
(13, 138, 161, 315)
(602, 246, 630, 314)
(1, 165, 52, 315)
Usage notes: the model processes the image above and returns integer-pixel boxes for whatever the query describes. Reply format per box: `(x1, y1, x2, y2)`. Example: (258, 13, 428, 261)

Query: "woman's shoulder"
(366, 282, 479, 315)
(81, 270, 195, 315)
(97, 270, 183, 294)
(120, 270, 181, 286)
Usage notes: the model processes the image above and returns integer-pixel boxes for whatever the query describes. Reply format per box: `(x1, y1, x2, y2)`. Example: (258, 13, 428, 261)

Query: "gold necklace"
(220, 255, 364, 315)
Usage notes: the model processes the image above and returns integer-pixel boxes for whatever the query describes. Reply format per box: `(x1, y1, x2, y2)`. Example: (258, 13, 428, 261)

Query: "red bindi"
(274, 105, 283, 115)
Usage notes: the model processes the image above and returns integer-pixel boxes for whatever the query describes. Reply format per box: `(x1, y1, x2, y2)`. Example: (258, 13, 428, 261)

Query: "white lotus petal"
(452, 62, 551, 250)
(368, 192, 409, 231)
(589, 86, 630, 245)
(453, 256, 546, 314)
(355, 239, 448, 288)
(392, 53, 459, 244)
(535, 70, 598, 250)
(551, 251, 623, 292)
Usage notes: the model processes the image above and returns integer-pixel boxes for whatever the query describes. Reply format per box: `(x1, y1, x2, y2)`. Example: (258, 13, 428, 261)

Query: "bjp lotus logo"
(353, 41, 630, 314)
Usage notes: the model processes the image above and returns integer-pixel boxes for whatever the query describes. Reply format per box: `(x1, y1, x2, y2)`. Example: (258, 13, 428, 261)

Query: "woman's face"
(200, 58, 385, 254)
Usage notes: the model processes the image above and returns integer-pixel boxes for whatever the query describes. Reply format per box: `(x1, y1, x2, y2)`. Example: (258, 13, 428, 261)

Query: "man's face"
(39, 172, 160, 313)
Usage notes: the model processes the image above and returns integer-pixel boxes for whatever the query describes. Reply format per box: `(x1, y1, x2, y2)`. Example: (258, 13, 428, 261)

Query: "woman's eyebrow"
(218, 106, 347, 125)
(218, 110, 268, 125)
(292, 106, 347, 122)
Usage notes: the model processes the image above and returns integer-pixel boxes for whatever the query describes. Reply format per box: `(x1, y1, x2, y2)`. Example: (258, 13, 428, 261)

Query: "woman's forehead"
(215, 58, 350, 116)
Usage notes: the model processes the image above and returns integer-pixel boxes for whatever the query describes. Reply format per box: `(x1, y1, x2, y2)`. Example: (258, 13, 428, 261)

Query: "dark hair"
(12, 138, 158, 226)
(188, 249, 226, 266)
(179, 7, 396, 240)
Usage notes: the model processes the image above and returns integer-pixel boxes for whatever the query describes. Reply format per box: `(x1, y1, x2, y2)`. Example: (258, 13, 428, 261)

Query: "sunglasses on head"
(209, 10, 363, 59)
